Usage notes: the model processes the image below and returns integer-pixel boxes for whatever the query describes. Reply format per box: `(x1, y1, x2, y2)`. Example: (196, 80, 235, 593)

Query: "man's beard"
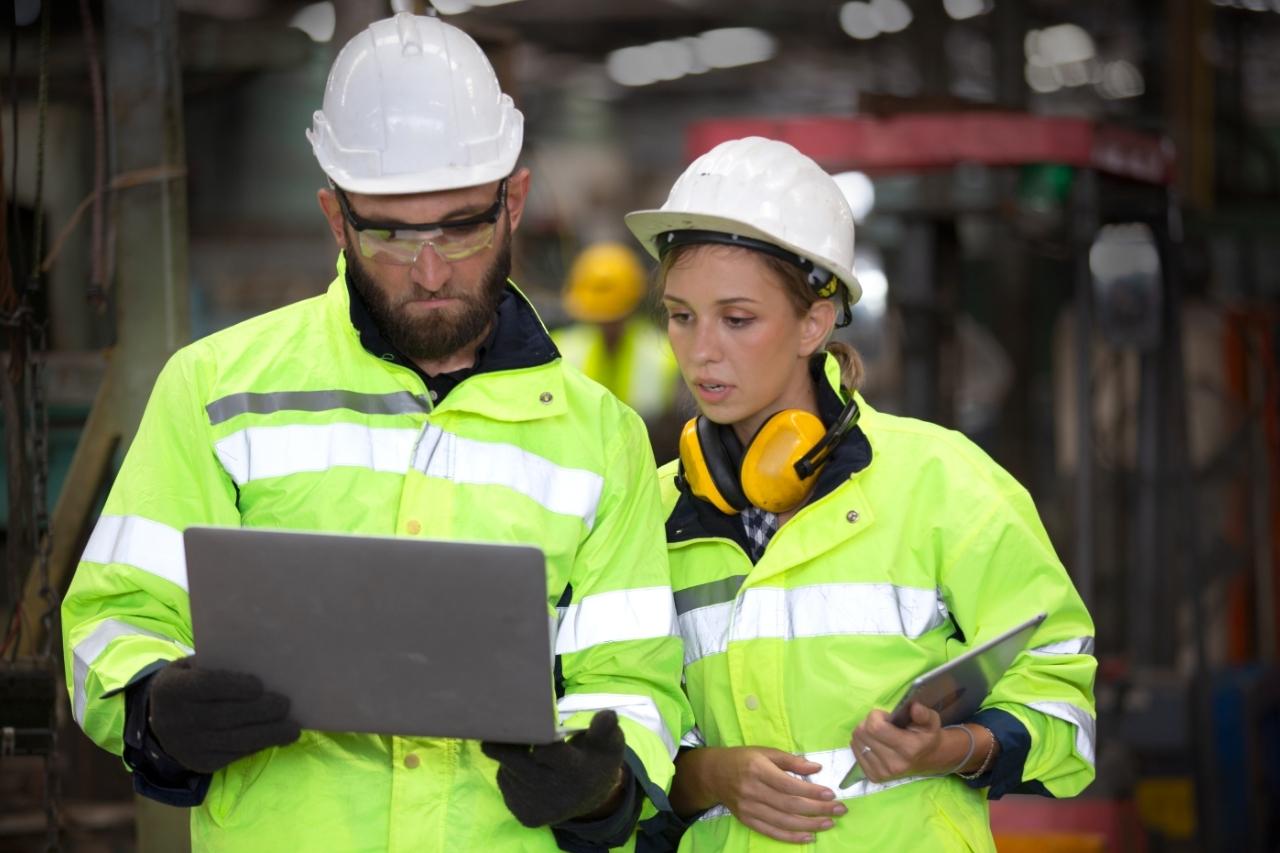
(346, 228, 512, 364)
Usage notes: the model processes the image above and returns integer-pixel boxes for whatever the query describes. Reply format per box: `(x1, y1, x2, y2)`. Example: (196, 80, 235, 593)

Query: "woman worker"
(624, 137, 1096, 851)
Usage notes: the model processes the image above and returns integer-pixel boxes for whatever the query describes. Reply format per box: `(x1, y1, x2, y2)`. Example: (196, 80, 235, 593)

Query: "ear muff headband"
(794, 396, 860, 478)
(658, 229, 838, 298)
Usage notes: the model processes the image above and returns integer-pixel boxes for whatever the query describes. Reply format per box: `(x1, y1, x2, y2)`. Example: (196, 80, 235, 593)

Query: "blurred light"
(607, 46, 661, 87)
(1090, 223, 1161, 281)
(429, 0, 473, 13)
(607, 28, 774, 87)
(870, 0, 913, 32)
(470, 0, 526, 6)
(943, 0, 992, 20)
(1024, 63, 1061, 93)
(1033, 24, 1096, 65)
(832, 171, 876, 223)
(854, 252, 888, 319)
(839, 2, 881, 40)
(1054, 59, 1093, 88)
(681, 37, 711, 74)
(697, 28, 777, 68)
(1096, 59, 1145, 99)
(289, 2, 335, 42)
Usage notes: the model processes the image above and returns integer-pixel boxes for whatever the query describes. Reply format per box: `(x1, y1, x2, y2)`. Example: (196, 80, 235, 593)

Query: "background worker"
(627, 137, 1096, 850)
(553, 241, 683, 459)
(60, 14, 687, 851)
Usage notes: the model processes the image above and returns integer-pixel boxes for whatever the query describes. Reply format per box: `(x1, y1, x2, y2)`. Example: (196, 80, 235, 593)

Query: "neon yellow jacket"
(551, 318, 679, 422)
(659, 356, 1096, 852)
(62, 259, 688, 852)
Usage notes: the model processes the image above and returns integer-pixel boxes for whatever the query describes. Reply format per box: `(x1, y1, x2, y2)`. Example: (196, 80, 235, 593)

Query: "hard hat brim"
(624, 208, 862, 305)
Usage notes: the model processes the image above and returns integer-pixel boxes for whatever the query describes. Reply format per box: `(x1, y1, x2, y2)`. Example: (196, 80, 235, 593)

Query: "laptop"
(839, 612, 1048, 787)
(184, 526, 566, 743)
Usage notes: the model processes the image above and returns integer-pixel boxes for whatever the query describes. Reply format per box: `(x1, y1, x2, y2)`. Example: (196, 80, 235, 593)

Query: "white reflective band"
(82, 515, 188, 591)
(697, 747, 927, 821)
(215, 423, 420, 485)
(72, 619, 192, 726)
(555, 587, 679, 656)
(1028, 700, 1096, 766)
(680, 726, 706, 749)
(559, 692, 677, 758)
(414, 425, 603, 528)
(1031, 637, 1096, 656)
(679, 583, 950, 666)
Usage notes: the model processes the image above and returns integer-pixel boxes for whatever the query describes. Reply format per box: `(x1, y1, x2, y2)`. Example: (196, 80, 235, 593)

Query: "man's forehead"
(344, 179, 502, 222)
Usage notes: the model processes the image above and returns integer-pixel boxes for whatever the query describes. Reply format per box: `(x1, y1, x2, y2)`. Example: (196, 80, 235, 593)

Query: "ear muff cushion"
(681, 416, 748, 513)
(740, 410, 827, 514)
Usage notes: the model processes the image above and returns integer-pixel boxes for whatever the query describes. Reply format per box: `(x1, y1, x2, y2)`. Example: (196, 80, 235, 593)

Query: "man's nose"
(410, 242, 451, 291)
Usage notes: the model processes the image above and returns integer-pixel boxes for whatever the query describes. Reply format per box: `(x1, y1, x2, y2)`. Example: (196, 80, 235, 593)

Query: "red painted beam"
(686, 113, 1175, 186)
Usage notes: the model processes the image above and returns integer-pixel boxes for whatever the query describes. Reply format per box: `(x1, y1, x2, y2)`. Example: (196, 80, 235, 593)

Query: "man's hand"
(481, 709, 626, 827)
(699, 747, 845, 844)
(147, 657, 301, 774)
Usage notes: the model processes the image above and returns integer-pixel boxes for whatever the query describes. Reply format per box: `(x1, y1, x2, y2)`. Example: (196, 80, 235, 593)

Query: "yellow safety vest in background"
(553, 318, 680, 421)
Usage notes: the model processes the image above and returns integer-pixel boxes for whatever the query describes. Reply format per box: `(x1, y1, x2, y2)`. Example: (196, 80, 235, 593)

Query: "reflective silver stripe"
(71, 619, 191, 726)
(697, 747, 927, 821)
(214, 424, 422, 485)
(1031, 637, 1096, 656)
(558, 692, 676, 757)
(680, 726, 706, 748)
(206, 389, 429, 426)
(679, 583, 950, 667)
(81, 515, 188, 591)
(674, 575, 746, 616)
(555, 587, 679, 656)
(1028, 700, 1096, 766)
(413, 424, 604, 528)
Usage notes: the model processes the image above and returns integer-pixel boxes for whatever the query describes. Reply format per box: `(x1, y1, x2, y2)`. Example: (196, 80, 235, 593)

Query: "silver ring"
(860, 745, 873, 755)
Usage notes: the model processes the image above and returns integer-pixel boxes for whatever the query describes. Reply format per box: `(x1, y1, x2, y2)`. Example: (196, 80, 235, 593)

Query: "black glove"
(481, 709, 626, 827)
(146, 656, 301, 775)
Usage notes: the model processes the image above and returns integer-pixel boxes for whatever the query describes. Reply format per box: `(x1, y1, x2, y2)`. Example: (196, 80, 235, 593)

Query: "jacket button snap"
(744, 694, 760, 711)
(404, 753, 420, 769)
(406, 519, 421, 535)
(539, 391, 553, 404)
(846, 510, 860, 523)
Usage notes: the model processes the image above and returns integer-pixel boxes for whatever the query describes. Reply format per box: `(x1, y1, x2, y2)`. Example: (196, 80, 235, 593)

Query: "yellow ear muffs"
(739, 410, 828, 514)
(678, 416, 749, 515)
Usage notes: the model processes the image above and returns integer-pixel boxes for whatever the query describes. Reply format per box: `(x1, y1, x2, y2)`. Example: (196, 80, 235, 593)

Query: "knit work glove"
(147, 657, 301, 774)
(481, 709, 626, 827)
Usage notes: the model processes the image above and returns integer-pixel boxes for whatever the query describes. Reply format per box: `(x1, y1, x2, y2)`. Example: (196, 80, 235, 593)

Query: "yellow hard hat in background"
(562, 242, 647, 323)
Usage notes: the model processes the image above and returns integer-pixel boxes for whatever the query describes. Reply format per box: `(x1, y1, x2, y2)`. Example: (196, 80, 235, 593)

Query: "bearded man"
(61, 14, 686, 851)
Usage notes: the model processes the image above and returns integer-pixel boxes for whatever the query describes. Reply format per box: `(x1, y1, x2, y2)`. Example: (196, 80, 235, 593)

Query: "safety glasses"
(335, 178, 508, 265)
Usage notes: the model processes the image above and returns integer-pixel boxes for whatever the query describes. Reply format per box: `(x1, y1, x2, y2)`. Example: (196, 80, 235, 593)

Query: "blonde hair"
(657, 243, 865, 392)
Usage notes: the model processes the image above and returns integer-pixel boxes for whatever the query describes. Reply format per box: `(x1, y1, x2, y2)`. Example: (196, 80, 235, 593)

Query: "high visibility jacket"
(660, 356, 1096, 852)
(62, 259, 689, 852)
(551, 319, 679, 421)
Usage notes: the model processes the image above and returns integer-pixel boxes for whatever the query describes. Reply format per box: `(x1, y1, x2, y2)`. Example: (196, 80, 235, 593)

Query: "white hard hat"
(625, 137, 860, 304)
(307, 13, 523, 195)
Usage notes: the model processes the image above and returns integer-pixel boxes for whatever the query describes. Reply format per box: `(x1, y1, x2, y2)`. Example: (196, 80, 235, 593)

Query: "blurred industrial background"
(1, 0, 1278, 850)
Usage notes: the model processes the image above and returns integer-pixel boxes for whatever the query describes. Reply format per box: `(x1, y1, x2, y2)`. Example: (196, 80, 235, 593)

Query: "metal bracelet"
(941, 724, 976, 776)
(955, 725, 996, 780)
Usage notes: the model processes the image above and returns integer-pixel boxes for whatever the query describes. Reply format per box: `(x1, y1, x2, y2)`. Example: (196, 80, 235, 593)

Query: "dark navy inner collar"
(345, 258, 559, 403)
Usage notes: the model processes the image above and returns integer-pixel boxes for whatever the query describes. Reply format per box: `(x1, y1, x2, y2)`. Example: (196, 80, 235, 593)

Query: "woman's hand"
(849, 703, 957, 782)
(671, 746, 846, 844)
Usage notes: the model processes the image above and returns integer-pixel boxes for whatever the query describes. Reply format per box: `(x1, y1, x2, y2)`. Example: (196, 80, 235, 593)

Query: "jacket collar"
(666, 352, 874, 548)
(325, 253, 568, 422)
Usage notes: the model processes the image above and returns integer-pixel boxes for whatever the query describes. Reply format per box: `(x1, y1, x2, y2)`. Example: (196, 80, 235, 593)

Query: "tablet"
(839, 612, 1047, 788)
(185, 526, 571, 743)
